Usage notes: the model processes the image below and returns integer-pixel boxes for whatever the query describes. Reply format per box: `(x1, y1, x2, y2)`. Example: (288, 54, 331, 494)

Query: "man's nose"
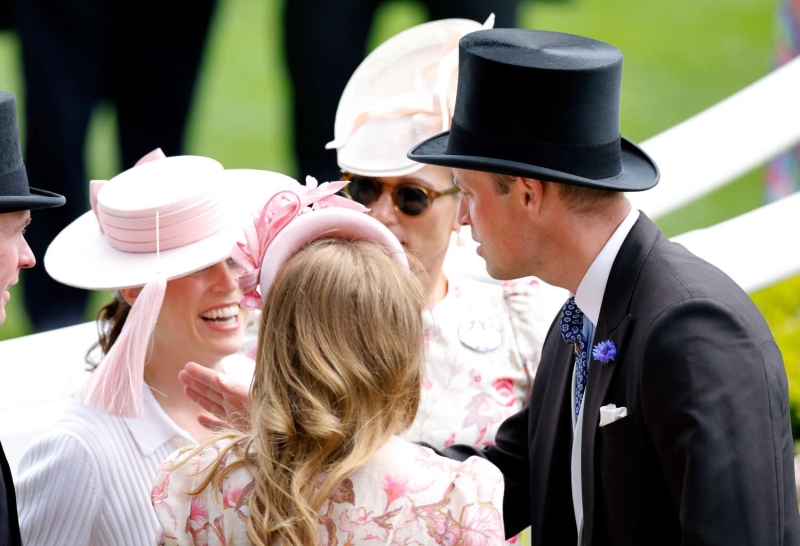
(19, 236, 36, 269)
(456, 194, 470, 226)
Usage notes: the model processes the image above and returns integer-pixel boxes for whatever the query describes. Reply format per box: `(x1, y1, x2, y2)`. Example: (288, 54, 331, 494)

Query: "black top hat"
(408, 30, 659, 192)
(0, 92, 65, 213)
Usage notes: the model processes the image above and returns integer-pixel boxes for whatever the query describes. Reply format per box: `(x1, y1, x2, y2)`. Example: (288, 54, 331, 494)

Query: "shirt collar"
(121, 356, 255, 457)
(574, 208, 640, 326)
(123, 385, 195, 457)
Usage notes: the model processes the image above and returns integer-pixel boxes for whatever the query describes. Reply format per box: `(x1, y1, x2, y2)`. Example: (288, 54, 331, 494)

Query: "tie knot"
(560, 296, 585, 344)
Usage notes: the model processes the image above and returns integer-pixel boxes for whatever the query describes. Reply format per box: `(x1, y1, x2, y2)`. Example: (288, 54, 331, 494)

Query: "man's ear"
(119, 286, 143, 306)
(518, 177, 545, 219)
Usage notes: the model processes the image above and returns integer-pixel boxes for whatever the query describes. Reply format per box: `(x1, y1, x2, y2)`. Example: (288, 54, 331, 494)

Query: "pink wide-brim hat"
(42, 153, 299, 418)
(326, 16, 493, 178)
(45, 156, 298, 290)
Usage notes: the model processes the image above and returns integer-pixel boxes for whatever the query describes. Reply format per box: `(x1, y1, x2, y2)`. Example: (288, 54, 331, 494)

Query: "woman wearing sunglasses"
(325, 18, 558, 456)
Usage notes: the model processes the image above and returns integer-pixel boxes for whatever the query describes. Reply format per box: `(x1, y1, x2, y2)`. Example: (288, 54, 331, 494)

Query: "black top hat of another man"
(408, 30, 659, 192)
(0, 92, 65, 213)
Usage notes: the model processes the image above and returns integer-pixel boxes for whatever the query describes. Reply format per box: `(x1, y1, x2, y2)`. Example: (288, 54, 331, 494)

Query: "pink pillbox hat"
(231, 177, 408, 309)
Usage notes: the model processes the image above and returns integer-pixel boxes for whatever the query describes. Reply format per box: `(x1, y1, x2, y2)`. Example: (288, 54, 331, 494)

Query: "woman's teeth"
(200, 305, 239, 324)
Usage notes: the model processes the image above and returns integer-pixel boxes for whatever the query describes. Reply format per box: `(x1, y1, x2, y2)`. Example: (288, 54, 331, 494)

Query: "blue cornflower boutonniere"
(592, 340, 617, 363)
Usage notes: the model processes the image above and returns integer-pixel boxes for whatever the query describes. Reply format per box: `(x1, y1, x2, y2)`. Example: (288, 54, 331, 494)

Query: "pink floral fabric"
(153, 436, 505, 545)
(402, 276, 555, 451)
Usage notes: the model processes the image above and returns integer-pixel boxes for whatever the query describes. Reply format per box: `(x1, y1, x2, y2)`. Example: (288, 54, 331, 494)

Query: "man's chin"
(484, 261, 515, 282)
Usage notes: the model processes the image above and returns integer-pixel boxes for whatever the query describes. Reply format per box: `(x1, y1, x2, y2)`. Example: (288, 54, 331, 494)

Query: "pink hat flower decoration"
(231, 176, 369, 310)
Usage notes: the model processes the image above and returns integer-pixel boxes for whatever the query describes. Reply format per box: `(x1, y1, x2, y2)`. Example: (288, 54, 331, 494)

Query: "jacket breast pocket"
(599, 413, 635, 449)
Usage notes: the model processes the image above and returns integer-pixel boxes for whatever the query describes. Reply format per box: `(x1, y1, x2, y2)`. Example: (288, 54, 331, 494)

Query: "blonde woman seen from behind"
(153, 187, 505, 545)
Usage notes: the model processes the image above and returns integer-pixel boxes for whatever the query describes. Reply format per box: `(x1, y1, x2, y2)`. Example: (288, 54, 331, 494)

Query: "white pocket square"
(599, 404, 627, 427)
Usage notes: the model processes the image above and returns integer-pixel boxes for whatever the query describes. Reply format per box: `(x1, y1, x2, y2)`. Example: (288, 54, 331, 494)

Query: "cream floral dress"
(402, 276, 557, 450)
(153, 435, 505, 545)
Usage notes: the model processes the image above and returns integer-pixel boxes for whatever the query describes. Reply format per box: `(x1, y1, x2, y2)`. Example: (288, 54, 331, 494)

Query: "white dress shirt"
(16, 355, 253, 546)
(569, 208, 640, 544)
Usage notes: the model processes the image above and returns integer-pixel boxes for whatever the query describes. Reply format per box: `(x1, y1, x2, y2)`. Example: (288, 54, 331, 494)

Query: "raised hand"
(179, 362, 251, 431)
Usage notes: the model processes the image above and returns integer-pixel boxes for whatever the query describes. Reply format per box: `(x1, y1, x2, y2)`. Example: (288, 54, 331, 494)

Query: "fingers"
(181, 362, 226, 390)
(184, 385, 226, 419)
(197, 412, 228, 431)
(226, 381, 250, 402)
(179, 369, 226, 405)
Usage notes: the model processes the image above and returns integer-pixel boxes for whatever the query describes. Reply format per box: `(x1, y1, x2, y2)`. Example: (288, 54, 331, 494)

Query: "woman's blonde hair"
(187, 238, 426, 546)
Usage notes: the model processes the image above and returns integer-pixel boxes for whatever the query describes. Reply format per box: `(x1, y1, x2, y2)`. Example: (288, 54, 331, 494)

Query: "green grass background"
(1, 0, 799, 415)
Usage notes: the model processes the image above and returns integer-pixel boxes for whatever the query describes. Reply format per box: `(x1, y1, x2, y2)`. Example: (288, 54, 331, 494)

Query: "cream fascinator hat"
(230, 178, 408, 309)
(44, 150, 298, 417)
(326, 15, 494, 178)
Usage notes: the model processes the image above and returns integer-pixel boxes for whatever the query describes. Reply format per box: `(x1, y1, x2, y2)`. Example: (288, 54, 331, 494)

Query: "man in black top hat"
(409, 30, 800, 545)
(0, 90, 65, 546)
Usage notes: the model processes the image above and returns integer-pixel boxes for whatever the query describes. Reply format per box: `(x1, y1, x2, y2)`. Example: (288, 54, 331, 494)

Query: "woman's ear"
(119, 287, 143, 306)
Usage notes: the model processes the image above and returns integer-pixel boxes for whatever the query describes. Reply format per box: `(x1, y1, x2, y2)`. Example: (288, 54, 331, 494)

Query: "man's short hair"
(489, 173, 621, 215)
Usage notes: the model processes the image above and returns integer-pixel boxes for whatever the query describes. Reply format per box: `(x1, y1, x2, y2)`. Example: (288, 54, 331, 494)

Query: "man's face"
(453, 169, 532, 280)
(0, 211, 36, 326)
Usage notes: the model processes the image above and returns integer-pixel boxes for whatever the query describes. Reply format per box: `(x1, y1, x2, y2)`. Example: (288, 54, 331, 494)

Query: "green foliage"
(752, 276, 800, 437)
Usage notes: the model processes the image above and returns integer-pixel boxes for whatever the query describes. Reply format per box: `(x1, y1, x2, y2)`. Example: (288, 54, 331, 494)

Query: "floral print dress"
(402, 276, 558, 450)
(153, 436, 505, 545)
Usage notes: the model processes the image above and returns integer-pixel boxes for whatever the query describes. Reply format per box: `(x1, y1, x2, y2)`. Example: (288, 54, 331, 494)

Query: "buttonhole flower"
(592, 340, 617, 363)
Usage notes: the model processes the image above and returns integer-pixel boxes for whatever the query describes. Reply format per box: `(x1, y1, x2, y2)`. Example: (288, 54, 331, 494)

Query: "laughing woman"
(14, 153, 296, 546)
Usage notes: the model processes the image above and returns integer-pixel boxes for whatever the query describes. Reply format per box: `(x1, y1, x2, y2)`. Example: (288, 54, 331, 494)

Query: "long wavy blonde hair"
(188, 238, 426, 545)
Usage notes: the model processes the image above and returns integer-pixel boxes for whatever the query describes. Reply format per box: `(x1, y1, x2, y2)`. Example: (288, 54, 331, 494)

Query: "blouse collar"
(123, 384, 195, 457)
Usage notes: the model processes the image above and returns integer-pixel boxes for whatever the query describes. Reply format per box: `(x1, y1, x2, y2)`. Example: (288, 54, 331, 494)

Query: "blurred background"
(0, 0, 798, 428)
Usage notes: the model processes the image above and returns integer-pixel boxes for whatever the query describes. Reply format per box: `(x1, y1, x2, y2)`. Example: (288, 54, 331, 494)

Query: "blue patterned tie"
(560, 297, 588, 419)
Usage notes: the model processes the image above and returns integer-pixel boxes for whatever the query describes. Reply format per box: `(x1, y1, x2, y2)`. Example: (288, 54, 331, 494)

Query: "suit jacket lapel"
(531, 315, 581, 544)
(580, 213, 661, 542)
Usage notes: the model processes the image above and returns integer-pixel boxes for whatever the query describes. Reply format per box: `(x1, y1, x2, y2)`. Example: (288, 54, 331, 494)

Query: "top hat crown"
(0, 91, 65, 212)
(408, 29, 659, 192)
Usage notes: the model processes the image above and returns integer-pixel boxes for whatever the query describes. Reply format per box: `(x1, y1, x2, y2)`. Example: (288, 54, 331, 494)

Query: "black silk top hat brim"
(0, 91, 66, 213)
(408, 30, 660, 192)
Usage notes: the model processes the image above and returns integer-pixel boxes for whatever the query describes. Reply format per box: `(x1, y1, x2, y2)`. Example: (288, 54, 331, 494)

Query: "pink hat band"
(93, 192, 229, 253)
(90, 182, 230, 254)
(259, 207, 407, 295)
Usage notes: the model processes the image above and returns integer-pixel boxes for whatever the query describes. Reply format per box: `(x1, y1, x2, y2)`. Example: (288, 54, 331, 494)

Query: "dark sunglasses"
(341, 172, 460, 217)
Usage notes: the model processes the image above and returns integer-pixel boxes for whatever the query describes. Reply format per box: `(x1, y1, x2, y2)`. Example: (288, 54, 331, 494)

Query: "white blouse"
(15, 356, 254, 546)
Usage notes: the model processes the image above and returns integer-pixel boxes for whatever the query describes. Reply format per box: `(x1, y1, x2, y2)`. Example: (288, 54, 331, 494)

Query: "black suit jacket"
(1, 441, 21, 546)
(445, 214, 800, 545)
